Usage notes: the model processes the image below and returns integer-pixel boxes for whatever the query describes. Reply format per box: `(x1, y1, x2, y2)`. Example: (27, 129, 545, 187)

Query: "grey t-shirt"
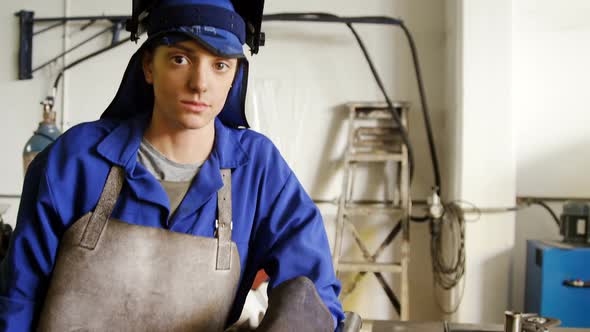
(137, 138, 203, 217)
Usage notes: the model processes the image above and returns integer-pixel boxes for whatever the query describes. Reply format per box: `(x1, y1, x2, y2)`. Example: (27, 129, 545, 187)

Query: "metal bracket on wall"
(14, 10, 128, 80)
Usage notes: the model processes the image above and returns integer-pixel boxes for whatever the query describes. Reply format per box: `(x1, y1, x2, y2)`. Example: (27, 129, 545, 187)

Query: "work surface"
(363, 321, 590, 332)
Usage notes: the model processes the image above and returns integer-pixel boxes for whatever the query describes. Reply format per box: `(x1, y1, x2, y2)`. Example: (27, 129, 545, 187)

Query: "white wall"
(448, 0, 516, 324)
(512, 0, 590, 311)
(446, 0, 590, 321)
(0, 0, 450, 322)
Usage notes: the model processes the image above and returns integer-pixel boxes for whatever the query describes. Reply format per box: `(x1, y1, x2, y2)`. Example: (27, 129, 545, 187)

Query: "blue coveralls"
(0, 113, 344, 330)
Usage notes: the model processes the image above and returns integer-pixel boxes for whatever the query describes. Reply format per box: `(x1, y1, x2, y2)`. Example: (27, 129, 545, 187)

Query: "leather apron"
(37, 166, 241, 332)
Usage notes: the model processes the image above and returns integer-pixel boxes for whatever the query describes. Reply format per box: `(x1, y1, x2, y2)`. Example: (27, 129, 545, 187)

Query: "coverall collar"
(96, 115, 249, 210)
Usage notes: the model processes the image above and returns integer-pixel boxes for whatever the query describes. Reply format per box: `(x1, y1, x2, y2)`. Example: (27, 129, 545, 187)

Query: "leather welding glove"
(256, 276, 334, 332)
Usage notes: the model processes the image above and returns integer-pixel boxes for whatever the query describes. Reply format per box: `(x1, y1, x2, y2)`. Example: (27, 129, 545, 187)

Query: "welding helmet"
(101, 0, 265, 128)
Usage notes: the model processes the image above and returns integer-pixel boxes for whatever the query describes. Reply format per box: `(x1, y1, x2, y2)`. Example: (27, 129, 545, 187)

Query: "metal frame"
(14, 10, 128, 80)
(333, 101, 411, 320)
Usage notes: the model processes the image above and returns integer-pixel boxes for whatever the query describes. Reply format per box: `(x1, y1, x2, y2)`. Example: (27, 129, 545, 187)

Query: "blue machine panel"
(525, 240, 590, 328)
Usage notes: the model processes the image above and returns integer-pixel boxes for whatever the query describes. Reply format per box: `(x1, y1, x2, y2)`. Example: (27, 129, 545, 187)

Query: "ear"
(142, 50, 154, 84)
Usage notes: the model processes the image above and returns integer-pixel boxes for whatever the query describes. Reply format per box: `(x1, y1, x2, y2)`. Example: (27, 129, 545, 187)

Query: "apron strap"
(216, 168, 233, 270)
(80, 166, 125, 249)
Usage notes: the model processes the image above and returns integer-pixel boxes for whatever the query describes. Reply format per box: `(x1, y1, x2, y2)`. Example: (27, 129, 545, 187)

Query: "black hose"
(399, 22, 441, 195)
(530, 200, 561, 227)
(430, 202, 465, 290)
(263, 13, 402, 26)
(263, 12, 442, 194)
(345, 23, 415, 180)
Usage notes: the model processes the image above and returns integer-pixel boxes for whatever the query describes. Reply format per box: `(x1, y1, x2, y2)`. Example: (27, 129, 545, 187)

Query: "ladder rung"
(344, 205, 403, 216)
(347, 152, 403, 162)
(338, 262, 402, 273)
(347, 101, 410, 112)
(354, 110, 395, 120)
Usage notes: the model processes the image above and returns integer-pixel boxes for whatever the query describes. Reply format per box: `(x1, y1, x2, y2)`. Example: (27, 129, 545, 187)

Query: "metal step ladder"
(333, 101, 411, 320)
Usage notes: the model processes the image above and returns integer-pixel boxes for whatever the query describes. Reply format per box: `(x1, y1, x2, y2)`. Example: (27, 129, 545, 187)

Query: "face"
(142, 39, 238, 132)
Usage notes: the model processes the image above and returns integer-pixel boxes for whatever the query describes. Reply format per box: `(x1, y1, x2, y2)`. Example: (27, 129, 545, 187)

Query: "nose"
(188, 62, 208, 93)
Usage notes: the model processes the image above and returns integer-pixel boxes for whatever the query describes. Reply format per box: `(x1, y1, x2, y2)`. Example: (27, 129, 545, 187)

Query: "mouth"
(180, 100, 210, 113)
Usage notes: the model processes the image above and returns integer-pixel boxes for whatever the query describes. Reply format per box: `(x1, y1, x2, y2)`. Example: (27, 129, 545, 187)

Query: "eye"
(171, 55, 189, 65)
(215, 62, 230, 72)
